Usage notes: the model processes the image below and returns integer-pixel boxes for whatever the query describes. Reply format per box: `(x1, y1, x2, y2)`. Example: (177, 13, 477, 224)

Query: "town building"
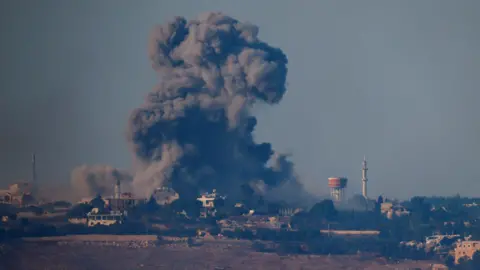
(455, 241, 480, 264)
(105, 179, 147, 211)
(106, 192, 145, 211)
(197, 189, 226, 218)
(425, 234, 461, 247)
(380, 202, 410, 219)
(152, 186, 179, 205)
(278, 207, 303, 216)
(463, 202, 479, 208)
(0, 182, 35, 206)
(86, 207, 127, 227)
(197, 189, 225, 208)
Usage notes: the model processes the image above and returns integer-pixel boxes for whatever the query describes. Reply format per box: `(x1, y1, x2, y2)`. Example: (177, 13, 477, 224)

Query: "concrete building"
(425, 234, 461, 246)
(197, 189, 225, 208)
(0, 182, 35, 206)
(107, 192, 145, 211)
(463, 202, 479, 208)
(106, 179, 147, 211)
(86, 207, 126, 227)
(197, 189, 226, 218)
(278, 207, 303, 216)
(455, 241, 480, 264)
(381, 202, 410, 219)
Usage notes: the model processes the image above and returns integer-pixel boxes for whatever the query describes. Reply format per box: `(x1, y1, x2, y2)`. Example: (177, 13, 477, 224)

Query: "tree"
(21, 194, 36, 206)
(309, 200, 337, 222)
(409, 196, 431, 226)
(213, 198, 225, 209)
(53, 201, 72, 208)
(267, 202, 283, 215)
(67, 203, 92, 218)
(471, 251, 480, 269)
(444, 254, 455, 268)
(375, 196, 384, 213)
(377, 196, 384, 204)
(0, 204, 15, 216)
(145, 197, 160, 213)
(170, 198, 202, 219)
(129, 197, 160, 220)
(456, 250, 480, 270)
(90, 195, 105, 211)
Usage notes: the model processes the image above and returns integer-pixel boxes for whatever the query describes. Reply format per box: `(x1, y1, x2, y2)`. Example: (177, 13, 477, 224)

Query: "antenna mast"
(362, 155, 368, 198)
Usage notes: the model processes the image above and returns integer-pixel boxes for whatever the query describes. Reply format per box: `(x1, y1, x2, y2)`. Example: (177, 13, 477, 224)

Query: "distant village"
(1, 158, 480, 269)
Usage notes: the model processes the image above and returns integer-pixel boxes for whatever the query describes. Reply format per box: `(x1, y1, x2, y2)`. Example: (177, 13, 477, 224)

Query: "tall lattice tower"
(362, 156, 368, 198)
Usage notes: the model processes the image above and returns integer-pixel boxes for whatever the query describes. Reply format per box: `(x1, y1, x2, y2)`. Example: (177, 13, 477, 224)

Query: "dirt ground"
(0, 242, 440, 270)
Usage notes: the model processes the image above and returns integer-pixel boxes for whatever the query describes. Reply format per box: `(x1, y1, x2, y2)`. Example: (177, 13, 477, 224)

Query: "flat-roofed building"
(0, 182, 35, 206)
(106, 192, 145, 211)
(455, 241, 480, 264)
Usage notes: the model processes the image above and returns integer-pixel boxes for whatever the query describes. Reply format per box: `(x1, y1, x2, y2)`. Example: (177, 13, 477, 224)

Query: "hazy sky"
(1, 0, 479, 199)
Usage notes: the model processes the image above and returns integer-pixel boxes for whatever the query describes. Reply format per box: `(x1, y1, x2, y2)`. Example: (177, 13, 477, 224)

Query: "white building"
(86, 207, 126, 227)
(197, 189, 226, 208)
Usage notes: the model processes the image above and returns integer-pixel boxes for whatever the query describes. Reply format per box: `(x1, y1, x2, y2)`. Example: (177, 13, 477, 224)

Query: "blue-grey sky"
(1, 0, 479, 199)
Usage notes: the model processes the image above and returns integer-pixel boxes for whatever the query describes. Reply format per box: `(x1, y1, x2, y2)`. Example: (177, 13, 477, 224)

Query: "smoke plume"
(70, 165, 132, 198)
(128, 12, 304, 201)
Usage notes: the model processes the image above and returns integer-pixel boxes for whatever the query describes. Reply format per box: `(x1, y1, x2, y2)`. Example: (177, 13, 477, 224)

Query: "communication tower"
(362, 156, 368, 198)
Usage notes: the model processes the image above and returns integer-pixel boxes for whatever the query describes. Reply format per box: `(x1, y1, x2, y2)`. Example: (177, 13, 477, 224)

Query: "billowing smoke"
(128, 12, 305, 202)
(70, 165, 132, 198)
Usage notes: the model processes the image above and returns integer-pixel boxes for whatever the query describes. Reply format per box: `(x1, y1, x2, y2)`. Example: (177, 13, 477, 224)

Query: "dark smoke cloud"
(127, 12, 308, 203)
(70, 165, 132, 198)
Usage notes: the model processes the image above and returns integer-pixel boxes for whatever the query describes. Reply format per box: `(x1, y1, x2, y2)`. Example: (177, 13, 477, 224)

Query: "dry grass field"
(0, 241, 440, 270)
